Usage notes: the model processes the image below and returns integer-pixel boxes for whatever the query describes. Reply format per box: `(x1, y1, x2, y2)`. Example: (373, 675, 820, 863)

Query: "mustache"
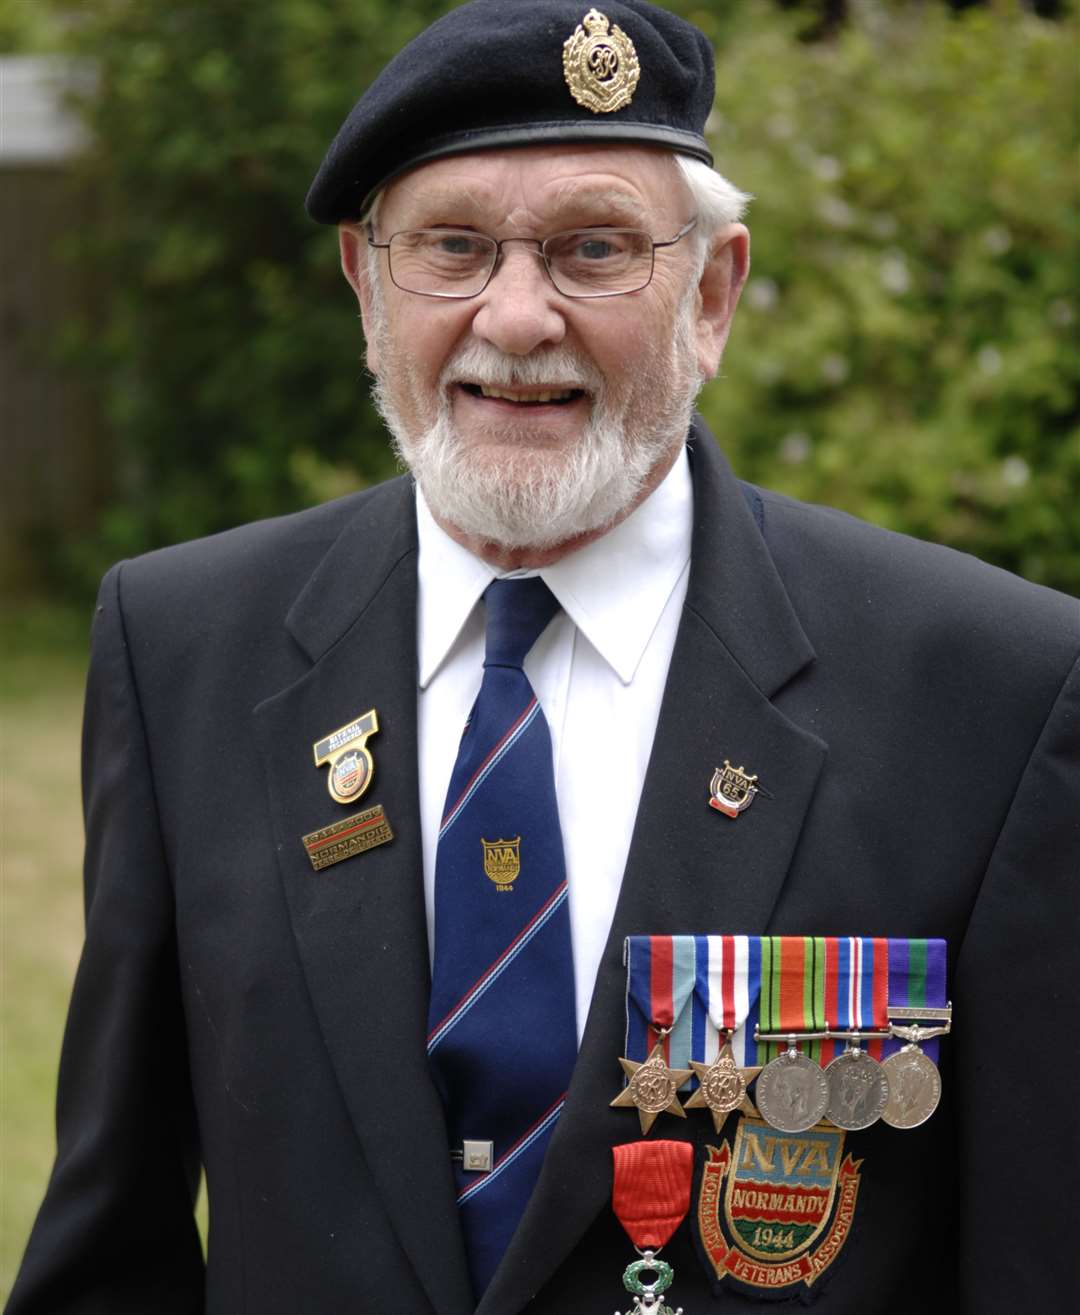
(439, 342, 606, 396)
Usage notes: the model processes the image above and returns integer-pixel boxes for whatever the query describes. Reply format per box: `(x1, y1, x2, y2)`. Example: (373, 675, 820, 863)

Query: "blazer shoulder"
(103, 475, 414, 631)
(751, 484, 1080, 688)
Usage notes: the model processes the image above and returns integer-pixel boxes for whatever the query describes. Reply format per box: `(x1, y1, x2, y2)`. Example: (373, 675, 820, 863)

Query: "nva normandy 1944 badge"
(694, 1118, 861, 1301)
(482, 836, 521, 891)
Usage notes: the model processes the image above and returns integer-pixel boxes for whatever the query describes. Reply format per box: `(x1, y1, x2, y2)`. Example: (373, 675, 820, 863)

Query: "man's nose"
(470, 242, 567, 356)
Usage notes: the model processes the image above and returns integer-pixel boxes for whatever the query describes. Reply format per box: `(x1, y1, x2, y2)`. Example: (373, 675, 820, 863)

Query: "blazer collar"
(682, 415, 815, 699)
(284, 473, 418, 664)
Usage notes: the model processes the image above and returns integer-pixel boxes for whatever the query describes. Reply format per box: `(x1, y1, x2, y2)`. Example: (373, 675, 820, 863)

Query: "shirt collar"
(416, 447, 693, 688)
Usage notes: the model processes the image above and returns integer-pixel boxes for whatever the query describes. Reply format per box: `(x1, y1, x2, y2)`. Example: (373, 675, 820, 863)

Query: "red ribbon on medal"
(612, 1140, 694, 1249)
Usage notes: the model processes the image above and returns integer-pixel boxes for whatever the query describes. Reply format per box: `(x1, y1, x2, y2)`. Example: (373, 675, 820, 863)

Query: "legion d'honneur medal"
(611, 1140, 692, 1315)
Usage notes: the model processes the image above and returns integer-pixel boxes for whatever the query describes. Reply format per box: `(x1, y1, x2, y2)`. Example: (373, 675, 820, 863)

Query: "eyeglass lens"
(386, 229, 656, 298)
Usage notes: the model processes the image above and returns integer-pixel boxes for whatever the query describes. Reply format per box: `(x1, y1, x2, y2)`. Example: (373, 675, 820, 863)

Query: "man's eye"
(572, 236, 621, 260)
(432, 233, 483, 256)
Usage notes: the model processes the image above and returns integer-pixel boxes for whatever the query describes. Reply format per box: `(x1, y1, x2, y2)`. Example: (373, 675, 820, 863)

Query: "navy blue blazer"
(8, 424, 1079, 1314)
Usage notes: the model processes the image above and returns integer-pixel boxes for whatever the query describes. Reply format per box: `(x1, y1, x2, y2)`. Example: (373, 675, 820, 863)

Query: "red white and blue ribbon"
(624, 935, 761, 1082)
(624, 935, 947, 1074)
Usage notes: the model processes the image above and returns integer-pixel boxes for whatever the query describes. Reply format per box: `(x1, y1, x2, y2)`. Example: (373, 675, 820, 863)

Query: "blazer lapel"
(479, 424, 828, 1315)
(253, 478, 473, 1315)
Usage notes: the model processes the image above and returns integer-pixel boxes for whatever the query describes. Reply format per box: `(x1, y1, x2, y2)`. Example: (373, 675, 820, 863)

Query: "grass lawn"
(0, 606, 207, 1300)
(1, 607, 89, 1300)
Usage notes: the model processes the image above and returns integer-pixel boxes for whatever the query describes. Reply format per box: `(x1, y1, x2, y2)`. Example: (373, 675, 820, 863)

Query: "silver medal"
(881, 1045, 941, 1129)
(824, 1045, 889, 1130)
(755, 1046, 829, 1133)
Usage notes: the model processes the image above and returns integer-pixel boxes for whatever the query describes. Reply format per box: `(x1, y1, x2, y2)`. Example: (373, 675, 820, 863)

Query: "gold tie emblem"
(562, 9, 640, 114)
(482, 836, 521, 891)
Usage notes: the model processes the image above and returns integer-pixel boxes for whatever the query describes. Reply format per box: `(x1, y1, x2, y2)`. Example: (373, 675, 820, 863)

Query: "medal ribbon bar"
(611, 1140, 693, 1250)
(623, 935, 948, 1070)
(883, 937, 948, 1063)
(625, 935, 759, 1080)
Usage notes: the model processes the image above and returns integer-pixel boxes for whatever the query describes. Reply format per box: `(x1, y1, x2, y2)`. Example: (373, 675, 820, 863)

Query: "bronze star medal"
(610, 1040, 693, 1135)
(684, 1040, 762, 1132)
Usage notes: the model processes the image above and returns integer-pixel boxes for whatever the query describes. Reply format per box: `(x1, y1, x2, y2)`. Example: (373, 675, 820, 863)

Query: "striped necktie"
(426, 577, 577, 1298)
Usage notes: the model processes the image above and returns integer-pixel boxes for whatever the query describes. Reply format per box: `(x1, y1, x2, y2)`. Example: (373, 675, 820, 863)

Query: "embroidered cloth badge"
(694, 1119, 860, 1300)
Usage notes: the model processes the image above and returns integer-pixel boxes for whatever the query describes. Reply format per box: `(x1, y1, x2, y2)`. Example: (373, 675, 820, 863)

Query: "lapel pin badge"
(314, 708, 380, 805)
(302, 804, 394, 872)
(708, 760, 759, 818)
(304, 709, 394, 870)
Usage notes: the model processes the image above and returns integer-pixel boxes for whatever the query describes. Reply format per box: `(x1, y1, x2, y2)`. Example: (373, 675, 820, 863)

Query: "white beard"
(369, 292, 704, 551)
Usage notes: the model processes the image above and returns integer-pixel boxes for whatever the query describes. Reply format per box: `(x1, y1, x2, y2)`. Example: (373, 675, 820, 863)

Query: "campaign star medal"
(562, 9, 640, 114)
(708, 760, 758, 817)
(611, 1037, 693, 1135)
(685, 1039, 762, 1132)
(313, 709, 380, 805)
(611, 1141, 692, 1315)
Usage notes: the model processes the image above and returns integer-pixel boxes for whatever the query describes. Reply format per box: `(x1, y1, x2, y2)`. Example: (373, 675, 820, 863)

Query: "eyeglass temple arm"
(652, 217, 698, 250)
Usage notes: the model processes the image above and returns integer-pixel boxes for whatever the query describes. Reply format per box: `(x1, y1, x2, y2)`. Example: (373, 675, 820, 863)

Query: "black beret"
(306, 0, 715, 223)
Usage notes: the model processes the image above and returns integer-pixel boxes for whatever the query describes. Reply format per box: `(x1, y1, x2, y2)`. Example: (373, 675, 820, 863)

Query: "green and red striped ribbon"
(624, 935, 947, 1071)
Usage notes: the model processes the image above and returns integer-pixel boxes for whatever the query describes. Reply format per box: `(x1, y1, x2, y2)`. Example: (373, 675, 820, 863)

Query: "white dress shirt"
(416, 449, 693, 1042)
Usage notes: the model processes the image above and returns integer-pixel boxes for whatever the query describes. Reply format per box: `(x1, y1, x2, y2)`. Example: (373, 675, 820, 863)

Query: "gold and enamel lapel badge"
(708, 760, 759, 818)
(302, 709, 394, 871)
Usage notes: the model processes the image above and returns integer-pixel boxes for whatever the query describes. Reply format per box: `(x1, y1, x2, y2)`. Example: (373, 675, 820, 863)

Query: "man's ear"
(694, 223, 750, 380)
(339, 224, 381, 374)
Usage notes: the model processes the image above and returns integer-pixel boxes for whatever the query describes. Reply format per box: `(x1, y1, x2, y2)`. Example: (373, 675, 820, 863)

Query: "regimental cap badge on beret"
(563, 8, 640, 114)
(306, 0, 716, 224)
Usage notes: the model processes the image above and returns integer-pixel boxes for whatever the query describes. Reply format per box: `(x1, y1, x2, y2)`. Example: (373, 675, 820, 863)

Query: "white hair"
(674, 155, 751, 242)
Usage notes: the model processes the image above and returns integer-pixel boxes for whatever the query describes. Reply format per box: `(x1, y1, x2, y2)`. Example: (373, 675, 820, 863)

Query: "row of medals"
(753, 1033, 941, 1133)
(625, 1029, 942, 1135)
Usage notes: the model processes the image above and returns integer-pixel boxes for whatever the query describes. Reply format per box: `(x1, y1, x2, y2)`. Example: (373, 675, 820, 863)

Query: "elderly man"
(8, 3, 1078, 1314)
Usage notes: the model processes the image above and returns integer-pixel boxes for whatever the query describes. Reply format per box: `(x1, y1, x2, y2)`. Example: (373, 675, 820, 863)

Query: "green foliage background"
(704, 3, 1079, 592)
(6, 0, 1079, 593)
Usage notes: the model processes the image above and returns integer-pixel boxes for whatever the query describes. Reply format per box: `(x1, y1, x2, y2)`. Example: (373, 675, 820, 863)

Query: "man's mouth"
(459, 383, 586, 406)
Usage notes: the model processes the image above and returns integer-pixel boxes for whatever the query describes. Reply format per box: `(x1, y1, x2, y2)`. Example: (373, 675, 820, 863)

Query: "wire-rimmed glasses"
(365, 219, 697, 300)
